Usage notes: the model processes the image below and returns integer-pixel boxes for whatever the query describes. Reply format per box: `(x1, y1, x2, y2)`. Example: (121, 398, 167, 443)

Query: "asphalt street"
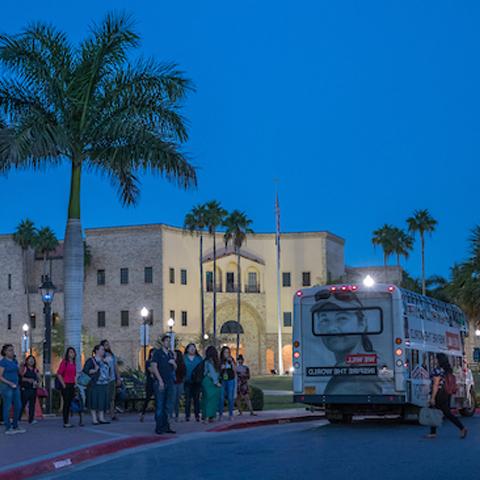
(44, 416, 479, 480)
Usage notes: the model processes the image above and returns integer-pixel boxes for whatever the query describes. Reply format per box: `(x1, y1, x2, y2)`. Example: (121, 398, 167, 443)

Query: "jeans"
(219, 379, 235, 417)
(430, 389, 465, 435)
(171, 383, 184, 418)
(0, 384, 21, 430)
(62, 384, 75, 425)
(154, 381, 173, 433)
(184, 382, 201, 420)
(20, 388, 36, 423)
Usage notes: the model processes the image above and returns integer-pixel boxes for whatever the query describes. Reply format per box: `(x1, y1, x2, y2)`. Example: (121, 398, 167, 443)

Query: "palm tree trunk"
(64, 161, 84, 369)
(213, 231, 217, 339)
(421, 234, 426, 296)
(236, 249, 241, 357)
(22, 249, 33, 355)
(199, 234, 205, 336)
(43, 251, 48, 277)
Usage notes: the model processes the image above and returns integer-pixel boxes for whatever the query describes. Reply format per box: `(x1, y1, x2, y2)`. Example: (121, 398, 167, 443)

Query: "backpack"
(191, 360, 205, 384)
(444, 373, 457, 395)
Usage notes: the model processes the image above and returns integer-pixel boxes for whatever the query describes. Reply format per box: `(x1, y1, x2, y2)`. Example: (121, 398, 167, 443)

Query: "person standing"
(19, 355, 40, 425)
(184, 343, 203, 422)
(83, 345, 110, 425)
(219, 346, 236, 421)
(201, 346, 221, 423)
(427, 353, 467, 439)
(235, 355, 256, 416)
(150, 335, 176, 434)
(139, 349, 155, 422)
(0, 344, 25, 434)
(57, 347, 77, 428)
(100, 340, 121, 421)
(171, 350, 186, 422)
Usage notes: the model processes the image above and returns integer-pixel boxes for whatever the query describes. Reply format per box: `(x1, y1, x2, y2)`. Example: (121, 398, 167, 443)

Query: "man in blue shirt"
(150, 335, 176, 434)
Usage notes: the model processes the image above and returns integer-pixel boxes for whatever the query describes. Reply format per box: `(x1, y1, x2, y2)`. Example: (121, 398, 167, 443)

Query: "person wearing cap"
(150, 335, 176, 434)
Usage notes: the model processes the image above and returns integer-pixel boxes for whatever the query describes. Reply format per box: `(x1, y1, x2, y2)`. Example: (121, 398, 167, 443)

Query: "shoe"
(5, 428, 15, 435)
(111, 416, 119, 421)
(79, 422, 84, 427)
(155, 430, 166, 435)
(185, 417, 190, 422)
(13, 427, 26, 434)
(165, 428, 176, 434)
(92, 421, 100, 426)
(99, 420, 111, 425)
(139, 415, 145, 423)
(195, 416, 200, 422)
(63, 424, 74, 428)
(461, 428, 468, 439)
(30, 420, 38, 425)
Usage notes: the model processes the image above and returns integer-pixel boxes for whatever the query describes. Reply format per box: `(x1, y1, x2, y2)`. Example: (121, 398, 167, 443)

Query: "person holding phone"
(0, 344, 25, 434)
(19, 355, 39, 425)
(57, 347, 77, 428)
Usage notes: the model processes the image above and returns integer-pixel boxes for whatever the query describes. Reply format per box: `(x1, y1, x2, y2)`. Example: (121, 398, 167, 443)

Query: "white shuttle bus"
(292, 282, 476, 423)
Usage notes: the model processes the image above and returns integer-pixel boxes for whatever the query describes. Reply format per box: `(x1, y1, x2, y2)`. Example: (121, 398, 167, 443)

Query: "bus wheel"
(326, 412, 352, 424)
(460, 388, 477, 417)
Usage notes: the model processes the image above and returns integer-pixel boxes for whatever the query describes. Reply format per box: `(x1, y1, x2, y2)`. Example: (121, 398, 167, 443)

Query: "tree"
(184, 204, 208, 336)
(372, 224, 395, 279)
(223, 210, 254, 355)
(13, 218, 37, 341)
(36, 226, 59, 277)
(391, 228, 414, 267)
(407, 209, 438, 295)
(0, 13, 196, 361)
(204, 200, 227, 338)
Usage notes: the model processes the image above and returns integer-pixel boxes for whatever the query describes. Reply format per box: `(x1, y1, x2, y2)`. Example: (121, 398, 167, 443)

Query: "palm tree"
(204, 200, 227, 338)
(407, 209, 438, 295)
(372, 224, 395, 279)
(0, 14, 196, 361)
(36, 227, 59, 277)
(223, 210, 254, 355)
(184, 204, 208, 336)
(390, 228, 414, 267)
(13, 218, 37, 349)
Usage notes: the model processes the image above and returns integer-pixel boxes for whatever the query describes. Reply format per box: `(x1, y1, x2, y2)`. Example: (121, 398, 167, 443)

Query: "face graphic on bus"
(316, 309, 366, 354)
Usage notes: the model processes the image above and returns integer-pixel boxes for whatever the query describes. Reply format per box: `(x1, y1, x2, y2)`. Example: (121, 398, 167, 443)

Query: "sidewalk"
(0, 408, 322, 479)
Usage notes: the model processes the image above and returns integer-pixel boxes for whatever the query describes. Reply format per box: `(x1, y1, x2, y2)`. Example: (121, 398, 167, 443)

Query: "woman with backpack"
(201, 346, 221, 423)
(184, 343, 203, 422)
(427, 353, 467, 439)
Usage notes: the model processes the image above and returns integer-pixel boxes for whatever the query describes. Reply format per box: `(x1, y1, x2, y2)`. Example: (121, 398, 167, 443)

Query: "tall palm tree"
(372, 224, 395, 279)
(390, 228, 414, 267)
(36, 226, 59, 277)
(204, 200, 227, 338)
(13, 218, 37, 349)
(184, 204, 208, 336)
(223, 210, 254, 355)
(407, 209, 438, 295)
(0, 14, 196, 361)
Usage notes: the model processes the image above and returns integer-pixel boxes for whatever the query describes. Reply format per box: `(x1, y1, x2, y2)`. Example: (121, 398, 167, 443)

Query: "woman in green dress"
(201, 346, 221, 423)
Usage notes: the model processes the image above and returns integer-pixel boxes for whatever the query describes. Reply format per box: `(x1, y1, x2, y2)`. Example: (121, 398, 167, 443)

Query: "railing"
(226, 283, 240, 293)
(245, 284, 261, 293)
(206, 283, 223, 293)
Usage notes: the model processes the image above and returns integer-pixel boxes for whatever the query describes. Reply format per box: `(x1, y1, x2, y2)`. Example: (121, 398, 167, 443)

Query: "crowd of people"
(0, 336, 257, 435)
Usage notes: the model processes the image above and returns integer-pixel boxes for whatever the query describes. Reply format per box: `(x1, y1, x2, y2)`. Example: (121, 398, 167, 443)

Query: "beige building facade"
(0, 224, 345, 374)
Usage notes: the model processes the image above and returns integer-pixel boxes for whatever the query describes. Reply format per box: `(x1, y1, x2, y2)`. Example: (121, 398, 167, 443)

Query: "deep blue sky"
(1, 1, 479, 278)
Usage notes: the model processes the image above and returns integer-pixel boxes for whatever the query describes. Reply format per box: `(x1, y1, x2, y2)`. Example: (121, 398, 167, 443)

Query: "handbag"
(419, 407, 443, 427)
(54, 377, 64, 390)
(36, 387, 48, 398)
(77, 371, 92, 387)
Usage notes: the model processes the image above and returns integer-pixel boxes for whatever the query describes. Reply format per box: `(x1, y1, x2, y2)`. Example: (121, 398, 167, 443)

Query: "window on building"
(206, 271, 213, 292)
(247, 272, 259, 292)
(97, 311, 106, 328)
(282, 272, 291, 287)
(181, 311, 188, 327)
(120, 268, 129, 285)
(8, 274, 11, 290)
(148, 309, 154, 326)
(97, 269, 105, 286)
(302, 272, 311, 287)
(181, 269, 187, 285)
(144, 267, 153, 284)
(169, 268, 175, 284)
(30, 314, 36, 329)
(169, 310, 175, 321)
(283, 312, 292, 327)
(226, 272, 235, 292)
(7, 314, 11, 330)
(121, 310, 129, 327)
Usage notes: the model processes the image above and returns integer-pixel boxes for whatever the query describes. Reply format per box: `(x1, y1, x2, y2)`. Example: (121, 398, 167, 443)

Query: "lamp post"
(39, 275, 56, 415)
(21, 323, 30, 357)
(140, 307, 149, 369)
(167, 318, 175, 351)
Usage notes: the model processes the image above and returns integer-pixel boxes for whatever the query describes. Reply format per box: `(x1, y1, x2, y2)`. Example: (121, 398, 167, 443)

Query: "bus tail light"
(395, 348, 403, 356)
(388, 285, 396, 292)
(396, 359, 403, 367)
(395, 338, 402, 345)
(293, 351, 300, 359)
(293, 341, 300, 348)
(296, 290, 303, 297)
(294, 362, 300, 369)
(351, 285, 358, 291)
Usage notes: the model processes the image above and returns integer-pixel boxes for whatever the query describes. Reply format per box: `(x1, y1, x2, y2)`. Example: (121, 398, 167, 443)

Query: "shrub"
(249, 385, 264, 411)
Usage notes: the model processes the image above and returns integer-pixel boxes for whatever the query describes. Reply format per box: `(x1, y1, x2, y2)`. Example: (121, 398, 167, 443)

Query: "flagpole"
(275, 189, 284, 375)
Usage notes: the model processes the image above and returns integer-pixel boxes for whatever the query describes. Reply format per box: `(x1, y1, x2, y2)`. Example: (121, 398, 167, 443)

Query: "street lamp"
(363, 275, 375, 288)
(167, 318, 175, 350)
(21, 323, 30, 357)
(140, 307, 149, 369)
(203, 333, 209, 340)
(39, 275, 56, 415)
(475, 329, 480, 337)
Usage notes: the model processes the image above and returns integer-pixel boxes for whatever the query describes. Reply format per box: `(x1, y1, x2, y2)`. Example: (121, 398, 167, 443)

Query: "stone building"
(0, 224, 344, 374)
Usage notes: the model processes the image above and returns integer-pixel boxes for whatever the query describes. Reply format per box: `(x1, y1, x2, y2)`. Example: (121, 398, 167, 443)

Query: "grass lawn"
(250, 375, 293, 392)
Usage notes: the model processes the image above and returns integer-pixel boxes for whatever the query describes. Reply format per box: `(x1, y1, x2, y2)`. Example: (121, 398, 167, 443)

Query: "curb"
(207, 414, 325, 432)
(0, 435, 171, 480)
